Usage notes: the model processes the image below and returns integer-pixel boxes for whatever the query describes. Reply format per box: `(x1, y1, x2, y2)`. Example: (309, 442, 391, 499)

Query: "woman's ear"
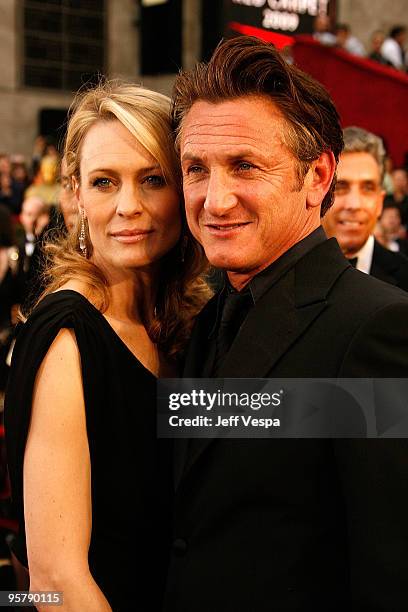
(72, 176, 84, 215)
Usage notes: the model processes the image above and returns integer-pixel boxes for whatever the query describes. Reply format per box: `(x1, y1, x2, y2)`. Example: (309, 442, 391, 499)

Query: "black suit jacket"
(165, 238, 408, 612)
(370, 238, 408, 290)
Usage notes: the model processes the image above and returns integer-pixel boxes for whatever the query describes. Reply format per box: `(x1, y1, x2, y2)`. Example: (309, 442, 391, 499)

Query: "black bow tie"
(348, 257, 358, 268)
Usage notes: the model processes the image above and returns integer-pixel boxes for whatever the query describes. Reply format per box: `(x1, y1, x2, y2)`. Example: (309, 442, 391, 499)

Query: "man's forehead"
(180, 96, 286, 152)
(338, 151, 381, 181)
(183, 96, 283, 124)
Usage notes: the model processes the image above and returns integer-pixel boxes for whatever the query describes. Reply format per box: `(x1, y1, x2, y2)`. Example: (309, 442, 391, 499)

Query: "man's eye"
(237, 161, 254, 172)
(143, 175, 166, 187)
(186, 165, 204, 175)
(361, 183, 377, 193)
(92, 177, 112, 189)
(335, 182, 348, 193)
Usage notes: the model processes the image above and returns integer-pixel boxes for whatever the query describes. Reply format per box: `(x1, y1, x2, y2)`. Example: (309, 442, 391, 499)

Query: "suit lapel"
(370, 239, 399, 286)
(178, 239, 350, 485)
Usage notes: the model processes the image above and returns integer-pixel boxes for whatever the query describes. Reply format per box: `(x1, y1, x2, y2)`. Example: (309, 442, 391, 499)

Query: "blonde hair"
(38, 81, 211, 359)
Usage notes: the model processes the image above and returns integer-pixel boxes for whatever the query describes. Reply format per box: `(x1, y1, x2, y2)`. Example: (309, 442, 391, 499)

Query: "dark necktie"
(348, 257, 358, 268)
(213, 290, 251, 376)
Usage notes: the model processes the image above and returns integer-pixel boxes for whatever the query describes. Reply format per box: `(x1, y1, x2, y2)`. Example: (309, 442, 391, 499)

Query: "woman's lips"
(110, 229, 154, 243)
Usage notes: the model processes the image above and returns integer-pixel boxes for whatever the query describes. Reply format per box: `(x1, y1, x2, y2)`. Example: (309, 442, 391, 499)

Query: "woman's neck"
(102, 266, 158, 326)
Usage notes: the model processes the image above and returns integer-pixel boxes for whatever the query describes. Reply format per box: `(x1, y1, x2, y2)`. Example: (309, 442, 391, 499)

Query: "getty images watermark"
(157, 378, 408, 438)
(168, 388, 282, 429)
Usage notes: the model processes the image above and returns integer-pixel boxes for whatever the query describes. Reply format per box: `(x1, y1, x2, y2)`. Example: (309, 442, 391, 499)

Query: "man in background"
(335, 23, 365, 56)
(323, 126, 408, 290)
(17, 195, 50, 308)
(381, 26, 407, 69)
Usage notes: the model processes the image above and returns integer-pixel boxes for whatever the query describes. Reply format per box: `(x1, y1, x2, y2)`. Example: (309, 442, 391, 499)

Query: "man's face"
(380, 208, 401, 233)
(392, 169, 408, 194)
(180, 96, 321, 281)
(20, 198, 44, 234)
(323, 152, 384, 256)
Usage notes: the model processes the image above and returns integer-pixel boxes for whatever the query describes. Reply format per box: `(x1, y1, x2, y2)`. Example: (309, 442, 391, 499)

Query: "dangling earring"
(180, 235, 188, 263)
(79, 209, 87, 258)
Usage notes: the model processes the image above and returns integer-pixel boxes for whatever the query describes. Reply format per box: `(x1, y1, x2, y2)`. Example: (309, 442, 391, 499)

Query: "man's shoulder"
(373, 240, 408, 267)
(371, 240, 408, 290)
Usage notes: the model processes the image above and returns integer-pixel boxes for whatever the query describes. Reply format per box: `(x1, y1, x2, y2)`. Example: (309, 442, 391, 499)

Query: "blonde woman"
(5, 82, 209, 611)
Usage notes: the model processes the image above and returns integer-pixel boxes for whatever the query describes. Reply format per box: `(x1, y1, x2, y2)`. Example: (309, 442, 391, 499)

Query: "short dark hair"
(336, 24, 350, 33)
(382, 201, 402, 220)
(171, 36, 344, 216)
(390, 26, 406, 39)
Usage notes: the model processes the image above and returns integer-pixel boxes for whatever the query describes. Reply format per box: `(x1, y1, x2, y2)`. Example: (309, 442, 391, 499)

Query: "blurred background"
(0, 0, 407, 161)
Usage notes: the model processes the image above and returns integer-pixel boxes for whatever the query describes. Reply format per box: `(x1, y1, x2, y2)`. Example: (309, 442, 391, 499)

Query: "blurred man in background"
(58, 157, 78, 232)
(376, 202, 408, 255)
(335, 23, 365, 56)
(381, 26, 407, 69)
(323, 126, 408, 289)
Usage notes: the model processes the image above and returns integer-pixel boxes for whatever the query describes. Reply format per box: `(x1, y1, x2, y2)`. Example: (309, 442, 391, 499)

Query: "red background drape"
(293, 35, 408, 167)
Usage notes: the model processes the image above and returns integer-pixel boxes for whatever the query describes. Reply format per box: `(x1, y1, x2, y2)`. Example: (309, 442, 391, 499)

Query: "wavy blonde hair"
(38, 81, 211, 359)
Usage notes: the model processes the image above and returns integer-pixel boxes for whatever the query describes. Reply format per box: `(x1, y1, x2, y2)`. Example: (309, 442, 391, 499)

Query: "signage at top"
(226, 0, 332, 35)
(232, 0, 329, 13)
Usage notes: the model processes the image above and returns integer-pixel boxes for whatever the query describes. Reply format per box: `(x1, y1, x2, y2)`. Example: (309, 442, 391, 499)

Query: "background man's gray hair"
(343, 126, 386, 179)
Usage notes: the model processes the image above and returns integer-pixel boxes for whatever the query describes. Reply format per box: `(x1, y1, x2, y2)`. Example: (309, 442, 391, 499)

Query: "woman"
(5, 82, 209, 610)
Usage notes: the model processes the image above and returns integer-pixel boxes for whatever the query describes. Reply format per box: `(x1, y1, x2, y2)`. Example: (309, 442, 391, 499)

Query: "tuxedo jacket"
(370, 238, 408, 290)
(165, 238, 408, 612)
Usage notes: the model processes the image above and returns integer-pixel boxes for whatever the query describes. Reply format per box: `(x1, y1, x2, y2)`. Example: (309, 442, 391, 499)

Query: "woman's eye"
(143, 175, 166, 187)
(92, 177, 112, 189)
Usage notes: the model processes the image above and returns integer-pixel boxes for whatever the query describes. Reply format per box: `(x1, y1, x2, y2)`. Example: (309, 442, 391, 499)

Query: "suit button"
(173, 538, 188, 556)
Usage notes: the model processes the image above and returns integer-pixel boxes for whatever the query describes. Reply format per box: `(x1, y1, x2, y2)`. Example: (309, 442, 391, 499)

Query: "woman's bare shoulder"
(54, 280, 92, 299)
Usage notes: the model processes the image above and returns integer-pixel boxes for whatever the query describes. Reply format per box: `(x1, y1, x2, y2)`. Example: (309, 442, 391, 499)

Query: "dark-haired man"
(323, 126, 408, 290)
(165, 36, 408, 612)
(381, 25, 407, 69)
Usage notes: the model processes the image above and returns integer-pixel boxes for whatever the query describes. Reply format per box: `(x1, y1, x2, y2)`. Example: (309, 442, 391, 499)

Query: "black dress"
(5, 290, 173, 611)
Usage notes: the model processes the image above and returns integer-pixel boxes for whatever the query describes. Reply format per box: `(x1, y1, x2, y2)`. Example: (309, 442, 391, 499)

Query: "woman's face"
(77, 120, 181, 279)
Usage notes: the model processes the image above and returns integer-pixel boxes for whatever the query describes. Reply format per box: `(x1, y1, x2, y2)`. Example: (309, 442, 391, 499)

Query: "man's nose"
(203, 171, 238, 216)
(344, 186, 363, 210)
(116, 184, 143, 216)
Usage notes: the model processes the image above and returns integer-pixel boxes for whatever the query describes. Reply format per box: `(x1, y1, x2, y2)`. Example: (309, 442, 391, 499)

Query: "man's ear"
(305, 151, 336, 209)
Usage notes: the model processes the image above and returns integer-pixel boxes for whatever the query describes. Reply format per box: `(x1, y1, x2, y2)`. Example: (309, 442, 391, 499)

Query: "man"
(376, 203, 408, 256)
(58, 157, 78, 232)
(165, 37, 408, 611)
(17, 195, 50, 307)
(313, 13, 336, 46)
(335, 23, 365, 56)
(385, 167, 408, 227)
(381, 25, 407, 70)
(368, 30, 393, 66)
(323, 126, 408, 290)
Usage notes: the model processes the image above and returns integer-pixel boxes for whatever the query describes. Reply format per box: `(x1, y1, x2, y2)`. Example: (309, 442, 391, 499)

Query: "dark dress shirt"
(204, 226, 326, 375)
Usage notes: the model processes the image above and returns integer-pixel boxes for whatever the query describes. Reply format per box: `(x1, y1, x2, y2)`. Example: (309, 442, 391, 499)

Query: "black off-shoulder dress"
(5, 290, 172, 611)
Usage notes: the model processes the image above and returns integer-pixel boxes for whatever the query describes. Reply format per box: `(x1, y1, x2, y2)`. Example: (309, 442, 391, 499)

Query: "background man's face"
(392, 169, 408, 194)
(180, 96, 318, 276)
(20, 197, 44, 234)
(380, 208, 401, 233)
(322, 152, 384, 256)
